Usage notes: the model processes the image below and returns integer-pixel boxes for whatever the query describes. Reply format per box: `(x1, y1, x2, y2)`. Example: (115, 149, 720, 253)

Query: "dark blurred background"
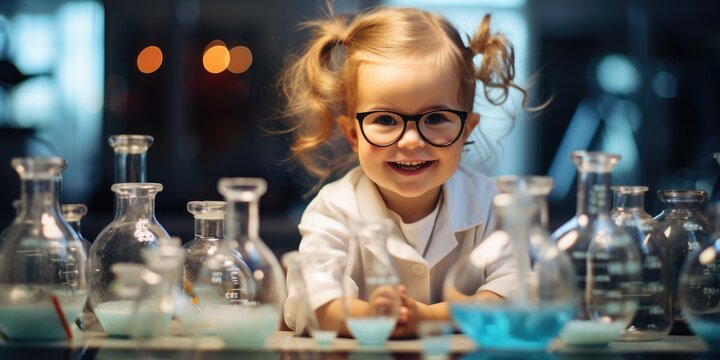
(0, 0, 719, 256)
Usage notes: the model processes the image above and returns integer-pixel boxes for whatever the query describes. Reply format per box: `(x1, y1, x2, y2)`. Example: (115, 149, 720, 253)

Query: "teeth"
(395, 161, 426, 167)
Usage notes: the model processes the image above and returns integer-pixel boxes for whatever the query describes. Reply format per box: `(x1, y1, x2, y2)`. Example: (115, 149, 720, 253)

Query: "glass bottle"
(611, 186, 673, 340)
(62, 204, 92, 254)
(445, 193, 576, 350)
(88, 182, 171, 337)
(0, 157, 87, 341)
(550, 151, 642, 346)
(654, 189, 714, 334)
(183, 200, 252, 305)
(194, 178, 284, 348)
(344, 219, 401, 346)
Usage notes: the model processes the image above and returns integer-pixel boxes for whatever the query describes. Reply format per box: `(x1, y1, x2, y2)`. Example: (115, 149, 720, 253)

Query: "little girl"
(280, 5, 534, 338)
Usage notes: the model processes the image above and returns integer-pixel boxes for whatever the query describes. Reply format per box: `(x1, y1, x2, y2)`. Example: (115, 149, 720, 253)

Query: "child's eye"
(372, 114, 398, 126)
(424, 113, 450, 125)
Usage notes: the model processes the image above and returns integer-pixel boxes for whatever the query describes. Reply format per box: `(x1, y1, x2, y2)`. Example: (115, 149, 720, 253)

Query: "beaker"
(446, 193, 576, 350)
(0, 157, 87, 341)
(344, 219, 401, 346)
(654, 189, 714, 333)
(194, 178, 284, 348)
(551, 151, 642, 346)
(611, 186, 673, 340)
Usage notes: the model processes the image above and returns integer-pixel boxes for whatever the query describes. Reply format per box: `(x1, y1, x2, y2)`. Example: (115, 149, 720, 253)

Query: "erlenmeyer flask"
(62, 204, 92, 254)
(283, 248, 345, 346)
(344, 219, 400, 346)
(611, 186, 673, 340)
(551, 151, 642, 346)
(654, 189, 714, 334)
(194, 178, 284, 348)
(0, 157, 87, 341)
(89, 182, 171, 337)
(445, 193, 576, 350)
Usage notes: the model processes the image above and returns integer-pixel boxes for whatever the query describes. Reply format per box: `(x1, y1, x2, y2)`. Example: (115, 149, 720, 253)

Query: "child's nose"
(396, 122, 425, 149)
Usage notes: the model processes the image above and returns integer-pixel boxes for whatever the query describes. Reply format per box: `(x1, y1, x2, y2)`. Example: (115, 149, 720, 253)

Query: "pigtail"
(279, 15, 351, 184)
(468, 15, 545, 111)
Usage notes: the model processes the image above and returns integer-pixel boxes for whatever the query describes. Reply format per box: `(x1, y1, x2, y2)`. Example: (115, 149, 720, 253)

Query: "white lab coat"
(283, 165, 519, 332)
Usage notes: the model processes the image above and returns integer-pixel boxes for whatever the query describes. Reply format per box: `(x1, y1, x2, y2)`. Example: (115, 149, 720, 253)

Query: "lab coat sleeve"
(283, 180, 360, 333)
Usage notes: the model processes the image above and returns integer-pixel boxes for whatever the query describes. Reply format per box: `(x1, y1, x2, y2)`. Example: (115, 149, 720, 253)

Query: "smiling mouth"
(390, 161, 433, 171)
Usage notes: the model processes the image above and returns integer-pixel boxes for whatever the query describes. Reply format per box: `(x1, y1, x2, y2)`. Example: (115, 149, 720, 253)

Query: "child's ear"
(463, 112, 480, 141)
(338, 115, 359, 152)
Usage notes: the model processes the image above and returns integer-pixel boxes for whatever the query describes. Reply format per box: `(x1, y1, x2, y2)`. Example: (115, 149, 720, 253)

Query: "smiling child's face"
(341, 60, 478, 217)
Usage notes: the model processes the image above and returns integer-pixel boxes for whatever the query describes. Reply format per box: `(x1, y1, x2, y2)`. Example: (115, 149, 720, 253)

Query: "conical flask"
(551, 151, 642, 346)
(445, 193, 576, 350)
(0, 157, 87, 341)
(611, 186, 673, 340)
(194, 178, 284, 348)
(344, 219, 401, 346)
(654, 189, 714, 334)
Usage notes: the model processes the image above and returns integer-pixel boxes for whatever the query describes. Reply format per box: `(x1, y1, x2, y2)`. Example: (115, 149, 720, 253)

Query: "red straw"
(50, 295, 73, 341)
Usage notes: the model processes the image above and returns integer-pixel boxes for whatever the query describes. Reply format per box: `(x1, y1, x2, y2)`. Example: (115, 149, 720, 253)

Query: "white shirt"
(283, 165, 519, 333)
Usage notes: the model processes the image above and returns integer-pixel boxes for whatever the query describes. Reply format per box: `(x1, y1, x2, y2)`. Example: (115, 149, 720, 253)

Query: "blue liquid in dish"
(347, 317, 396, 346)
(451, 302, 575, 350)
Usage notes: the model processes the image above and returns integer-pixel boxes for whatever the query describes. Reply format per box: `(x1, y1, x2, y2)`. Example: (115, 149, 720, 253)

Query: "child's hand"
(391, 285, 430, 338)
(368, 285, 399, 317)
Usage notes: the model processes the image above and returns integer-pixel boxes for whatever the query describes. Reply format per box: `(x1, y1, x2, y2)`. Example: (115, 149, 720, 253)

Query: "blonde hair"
(278, 6, 534, 190)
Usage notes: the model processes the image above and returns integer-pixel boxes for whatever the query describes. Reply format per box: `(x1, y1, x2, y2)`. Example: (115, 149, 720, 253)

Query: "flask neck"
(533, 196, 550, 230)
(114, 152, 147, 183)
(613, 192, 646, 213)
(19, 178, 61, 217)
(576, 171, 611, 217)
(114, 192, 158, 219)
(226, 199, 259, 240)
(67, 220, 83, 237)
(195, 218, 224, 239)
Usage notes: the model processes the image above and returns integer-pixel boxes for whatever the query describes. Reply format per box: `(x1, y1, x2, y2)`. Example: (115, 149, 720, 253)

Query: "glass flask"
(62, 204, 92, 254)
(654, 189, 714, 334)
(88, 182, 171, 337)
(610, 186, 673, 340)
(194, 178, 284, 348)
(282, 248, 345, 346)
(344, 219, 401, 346)
(678, 236, 720, 349)
(445, 193, 576, 350)
(0, 157, 87, 341)
(183, 201, 253, 303)
(550, 151, 642, 346)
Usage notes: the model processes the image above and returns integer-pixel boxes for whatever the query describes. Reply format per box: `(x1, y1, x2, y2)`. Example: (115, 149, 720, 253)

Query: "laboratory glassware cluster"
(0, 135, 718, 352)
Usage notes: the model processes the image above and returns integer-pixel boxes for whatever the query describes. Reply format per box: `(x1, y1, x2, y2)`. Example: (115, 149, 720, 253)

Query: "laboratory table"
(0, 321, 715, 360)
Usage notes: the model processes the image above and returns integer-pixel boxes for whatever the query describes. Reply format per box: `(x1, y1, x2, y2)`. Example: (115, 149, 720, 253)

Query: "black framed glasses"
(355, 109, 468, 147)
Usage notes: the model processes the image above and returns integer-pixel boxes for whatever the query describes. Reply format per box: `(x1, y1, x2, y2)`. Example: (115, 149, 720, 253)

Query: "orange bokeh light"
(228, 46, 253, 74)
(203, 44, 230, 74)
(137, 46, 163, 74)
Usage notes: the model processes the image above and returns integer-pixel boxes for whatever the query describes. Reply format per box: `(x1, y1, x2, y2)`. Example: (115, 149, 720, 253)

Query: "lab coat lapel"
(355, 175, 426, 264)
